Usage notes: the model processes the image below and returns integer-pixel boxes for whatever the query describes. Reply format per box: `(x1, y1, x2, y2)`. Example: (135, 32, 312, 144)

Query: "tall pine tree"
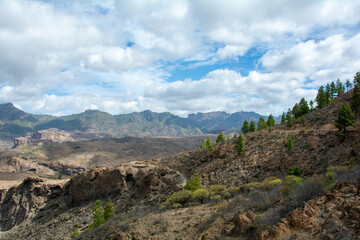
(206, 137, 214, 152)
(236, 134, 245, 155)
(281, 112, 286, 124)
(257, 117, 267, 131)
(351, 84, 360, 115)
(241, 120, 250, 134)
(267, 114, 275, 127)
(216, 131, 225, 144)
(249, 121, 256, 132)
(335, 102, 355, 134)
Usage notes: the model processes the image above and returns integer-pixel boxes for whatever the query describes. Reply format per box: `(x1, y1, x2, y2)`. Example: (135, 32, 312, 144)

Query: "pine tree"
(330, 81, 337, 98)
(267, 114, 275, 127)
(241, 120, 250, 134)
(351, 84, 360, 115)
(200, 138, 206, 149)
(286, 109, 293, 128)
(335, 102, 355, 134)
(292, 103, 301, 119)
(309, 100, 314, 111)
(206, 137, 214, 152)
(216, 131, 226, 144)
(91, 200, 105, 228)
(226, 134, 230, 141)
(353, 72, 360, 86)
(316, 85, 327, 108)
(249, 121, 256, 132)
(345, 79, 353, 91)
(281, 112, 286, 124)
(257, 117, 267, 131)
(104, 198, 115, 221)
(336, 79, 345, 96)
(233, 133, 237, 139)
(299, 98, 310, 116)
(236, 134, 245, 155)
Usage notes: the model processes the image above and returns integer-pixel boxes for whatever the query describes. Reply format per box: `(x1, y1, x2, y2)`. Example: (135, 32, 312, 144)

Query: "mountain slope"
(0, 89, 359, 239)
(0, 104, 267, 137)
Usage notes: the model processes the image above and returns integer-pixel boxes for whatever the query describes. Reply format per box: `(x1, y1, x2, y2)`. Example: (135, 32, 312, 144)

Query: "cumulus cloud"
(0, 0, 360, 117)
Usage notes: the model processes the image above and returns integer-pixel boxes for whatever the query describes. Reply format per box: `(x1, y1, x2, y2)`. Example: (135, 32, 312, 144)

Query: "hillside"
(0, 89, 359, 239)
(0, 134, 216, 189)
(0, 103, 266, 140)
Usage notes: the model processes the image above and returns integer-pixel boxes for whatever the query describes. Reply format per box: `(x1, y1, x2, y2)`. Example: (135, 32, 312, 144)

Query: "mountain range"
(0, 103, 269, 138)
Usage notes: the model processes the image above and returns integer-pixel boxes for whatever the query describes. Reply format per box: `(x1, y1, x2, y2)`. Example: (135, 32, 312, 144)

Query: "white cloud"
(0, 0, 360, 117)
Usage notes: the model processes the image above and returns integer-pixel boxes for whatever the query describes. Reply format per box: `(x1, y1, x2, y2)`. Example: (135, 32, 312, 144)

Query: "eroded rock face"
(66, 162, 185, 205)
(29, 129, 73, 143)
(258, 182, 360, 240)
(0, 162, 185, 233)
(0, 177, 63, 231)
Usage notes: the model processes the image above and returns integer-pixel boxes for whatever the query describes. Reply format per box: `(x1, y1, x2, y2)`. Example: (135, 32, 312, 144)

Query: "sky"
(1, 0, 360, 117)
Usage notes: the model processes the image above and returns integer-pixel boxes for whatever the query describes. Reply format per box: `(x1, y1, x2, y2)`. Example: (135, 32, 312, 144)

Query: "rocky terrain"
(0, 134, 215, 189)
(0, 89, 359, 239)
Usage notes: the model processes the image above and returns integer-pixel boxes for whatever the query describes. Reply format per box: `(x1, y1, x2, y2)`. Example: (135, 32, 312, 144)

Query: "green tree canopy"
(336, 79, 345, 96)
(351, 84, 360, 115)
(257, 117, 267, 131)
(206, 137, 214, 152)
(267, 114, 275, 127)
(330, 81, 336, 99)
(249, 121, 256, 132)
(236, 134, 245, 155)
(299, 98, 310, 116)
(104, 198, 115, 221)
(335, 102, 355, 134)
(345, 79, 353, 91)
(286, 109, 293, 128)
(309, 100, 314, 111)
(184, 174, 202, 192)
(241, 120, 250, 134)
(353, 72, 360, 86)
(91, 200, 105, 228)
(316, 85, 327, 108)
(281, 112, 286, 124)
(200, 138, 207, 149)
(216, 130, 226, 144)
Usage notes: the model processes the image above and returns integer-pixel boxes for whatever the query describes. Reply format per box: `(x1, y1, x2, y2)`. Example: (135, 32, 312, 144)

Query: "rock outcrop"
(0, 177, 64, 231)
(66, 162, 185, 205)
(0, 162, 185, 233)
(259, 182, 360, 240)
(28, 129, 73, 142)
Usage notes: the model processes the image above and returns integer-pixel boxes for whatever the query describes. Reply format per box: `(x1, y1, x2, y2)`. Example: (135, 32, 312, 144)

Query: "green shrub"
(166, 190, 191, 206)
(289, 166, 302, 176)
(227, 186, 240, 194)
(184, 174, 202, 192)
(349, 156, 355, 169)
(208, 185, 225, 195)
(191, 189, 210, 204)
(215, 201, 229, 212)
(210, 194, 221, 203)
(325, 171, 337, 184)
(285, 175, 302, 186)
(221, 190, 231, 199)
(71, 228, 80, 239)
(244, 181, 262, 189)
(327, 165, 348, 173)
(264, 179, 283, 189)
(104, 198, 115, 221)
(89, 200, 105, 230)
